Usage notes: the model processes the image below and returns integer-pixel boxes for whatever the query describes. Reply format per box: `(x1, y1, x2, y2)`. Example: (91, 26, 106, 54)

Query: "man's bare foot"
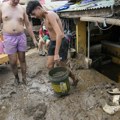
(22, 79, 27, 85)
(14, 78, 20, 86)
(72, 79, 79, 86)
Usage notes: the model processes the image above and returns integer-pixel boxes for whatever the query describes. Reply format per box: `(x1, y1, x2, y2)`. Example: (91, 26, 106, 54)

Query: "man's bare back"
(44, 11, 64, 41)
(1, 2, 25, 34)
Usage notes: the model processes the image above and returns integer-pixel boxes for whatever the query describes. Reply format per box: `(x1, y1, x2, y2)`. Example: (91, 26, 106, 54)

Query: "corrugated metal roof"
(43, 1, 68, 10)
(59, 0, 115, 12)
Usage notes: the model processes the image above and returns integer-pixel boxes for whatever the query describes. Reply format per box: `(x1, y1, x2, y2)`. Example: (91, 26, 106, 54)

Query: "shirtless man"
(26, 1, 78, 85)
(0, 0, 38, 85)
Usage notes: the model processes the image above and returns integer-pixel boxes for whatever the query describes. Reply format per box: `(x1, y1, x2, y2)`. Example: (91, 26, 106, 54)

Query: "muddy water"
(0, 50, 120, 120)
(52, 71, 65, 77)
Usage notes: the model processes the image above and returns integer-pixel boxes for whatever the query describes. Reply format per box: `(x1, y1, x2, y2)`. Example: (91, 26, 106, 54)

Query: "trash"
(103, 104, 120, 115)
(24, 103, 47, 119)
(108, 88, 120, 95)
(113, 95, 120, 106)
(103, 88, 120, 115)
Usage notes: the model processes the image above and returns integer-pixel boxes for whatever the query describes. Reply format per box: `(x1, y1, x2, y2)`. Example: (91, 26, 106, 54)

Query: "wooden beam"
(80, 17, 120, 26)
(76, 20, 86, 55)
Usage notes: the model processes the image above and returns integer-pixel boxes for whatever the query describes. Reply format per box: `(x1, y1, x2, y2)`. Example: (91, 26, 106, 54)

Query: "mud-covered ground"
(0, 49, 120, 120)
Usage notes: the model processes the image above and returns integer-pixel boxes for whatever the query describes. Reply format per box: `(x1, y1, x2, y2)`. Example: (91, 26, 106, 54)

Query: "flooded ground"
(0, 49, 120, 120)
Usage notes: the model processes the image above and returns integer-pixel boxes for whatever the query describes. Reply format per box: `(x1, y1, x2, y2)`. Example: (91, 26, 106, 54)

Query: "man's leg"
(68, 68, 78, 86)
(18, 51, 27, 85)
(38, 39, 44, 50)
(46, 40, 50, 49)
(38, 39, 45, 56)
(59, 38, 78, 86)
(47, 40, 55, 69)
(47, 56, 54, 70)
(8, 53, 20, 85)
(59, 61, 78, 86)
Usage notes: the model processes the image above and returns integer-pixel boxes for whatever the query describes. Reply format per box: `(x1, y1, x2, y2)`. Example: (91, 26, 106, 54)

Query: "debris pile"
(103, 88, 120, 115)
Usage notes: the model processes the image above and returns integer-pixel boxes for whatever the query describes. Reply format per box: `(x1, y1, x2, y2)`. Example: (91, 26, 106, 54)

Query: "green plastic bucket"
(49, 67, 70, 96)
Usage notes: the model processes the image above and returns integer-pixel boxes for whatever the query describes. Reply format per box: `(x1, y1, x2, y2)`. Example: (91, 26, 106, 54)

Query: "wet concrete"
(0, 49, 120, 120)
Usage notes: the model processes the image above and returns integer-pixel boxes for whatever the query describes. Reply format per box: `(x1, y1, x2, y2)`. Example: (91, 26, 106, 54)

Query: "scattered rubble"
(24, 103, 47, 120)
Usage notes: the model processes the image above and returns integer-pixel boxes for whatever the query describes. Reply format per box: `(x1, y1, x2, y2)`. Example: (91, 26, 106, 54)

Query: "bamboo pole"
(80, 17, 120, 26)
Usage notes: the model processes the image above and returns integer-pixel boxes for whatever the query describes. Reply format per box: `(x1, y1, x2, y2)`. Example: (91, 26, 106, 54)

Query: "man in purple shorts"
(0, 0, 38, 85)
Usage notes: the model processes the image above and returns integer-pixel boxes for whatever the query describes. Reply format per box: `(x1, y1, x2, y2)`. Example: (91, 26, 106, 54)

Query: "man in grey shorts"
(0, 0, 38, 85)
(26, 1, 78, 86)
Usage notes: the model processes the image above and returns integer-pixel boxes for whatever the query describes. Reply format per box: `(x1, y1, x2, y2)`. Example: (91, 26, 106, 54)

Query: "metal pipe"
(80, 17, 120, 26)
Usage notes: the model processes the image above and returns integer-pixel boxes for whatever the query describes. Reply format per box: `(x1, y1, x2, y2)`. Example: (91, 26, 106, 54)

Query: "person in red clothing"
(38, 24, 50, 56)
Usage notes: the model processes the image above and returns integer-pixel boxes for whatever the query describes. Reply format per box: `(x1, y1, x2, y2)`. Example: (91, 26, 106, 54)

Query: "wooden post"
(76, 20, 86, 55)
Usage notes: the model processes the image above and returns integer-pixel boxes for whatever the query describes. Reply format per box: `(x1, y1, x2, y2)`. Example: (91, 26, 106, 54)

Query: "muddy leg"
(69, 69, 78, 86)
(18, 51, 27, 85)
(59, 61, 78, 86)
(8, 53, 20, 85)
(38, 39, 45, 56)
(47, 56, 54, 70)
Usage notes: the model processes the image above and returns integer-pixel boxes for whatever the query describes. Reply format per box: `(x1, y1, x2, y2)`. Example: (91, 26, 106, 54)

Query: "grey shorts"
(48, 37, 69, 61)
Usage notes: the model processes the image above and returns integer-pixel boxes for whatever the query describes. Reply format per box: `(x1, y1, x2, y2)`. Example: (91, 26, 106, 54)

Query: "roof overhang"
(58, 5, 120, 18)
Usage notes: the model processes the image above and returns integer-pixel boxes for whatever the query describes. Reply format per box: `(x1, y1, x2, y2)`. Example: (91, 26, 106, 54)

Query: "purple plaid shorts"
(3, 32, 27, 55)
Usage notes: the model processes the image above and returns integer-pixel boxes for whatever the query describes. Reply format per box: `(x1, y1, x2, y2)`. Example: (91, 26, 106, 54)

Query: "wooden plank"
(76, 20, 86, 55)
(80, 17, 120, 26)
(0, 54, 9, 64)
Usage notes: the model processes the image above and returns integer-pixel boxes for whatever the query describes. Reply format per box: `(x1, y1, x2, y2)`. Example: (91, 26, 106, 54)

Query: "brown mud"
(0, 49, 120, 120)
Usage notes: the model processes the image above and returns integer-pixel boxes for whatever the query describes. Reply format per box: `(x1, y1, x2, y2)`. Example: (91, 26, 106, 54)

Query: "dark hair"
(26, 0, 42, 15)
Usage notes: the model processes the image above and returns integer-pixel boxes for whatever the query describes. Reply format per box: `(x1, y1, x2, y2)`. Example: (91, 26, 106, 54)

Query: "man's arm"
(48, 12, 64, 60)
(24, 10, 38, 46)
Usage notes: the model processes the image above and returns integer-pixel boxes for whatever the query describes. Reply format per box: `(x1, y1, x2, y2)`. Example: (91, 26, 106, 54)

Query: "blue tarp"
(53, 2, 74, 12)
(81, 0, 95, 4)
(52, 0, 96, 12)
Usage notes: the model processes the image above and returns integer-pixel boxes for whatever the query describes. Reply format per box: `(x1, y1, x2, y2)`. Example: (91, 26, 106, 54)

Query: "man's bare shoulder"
(19, 4, 26, 10)
(1, 1, 9, 6)
(0, 3, 3, 11)
(0, 1, 10, 10)
(47, 11, 58, 19)
(48, 11, 57, 16)
(17, 4, 26, 14)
